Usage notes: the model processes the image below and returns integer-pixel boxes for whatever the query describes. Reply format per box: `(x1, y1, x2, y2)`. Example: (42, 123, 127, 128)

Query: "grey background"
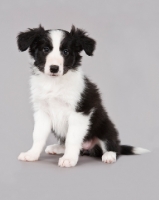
(0, 0, 159, 199)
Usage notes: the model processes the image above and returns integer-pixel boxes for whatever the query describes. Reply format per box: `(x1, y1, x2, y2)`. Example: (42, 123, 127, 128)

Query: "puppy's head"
(17, 25, 96, 76)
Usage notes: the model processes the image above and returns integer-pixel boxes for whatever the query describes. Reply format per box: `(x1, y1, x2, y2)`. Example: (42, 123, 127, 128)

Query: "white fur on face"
(44, 30, 64, 76)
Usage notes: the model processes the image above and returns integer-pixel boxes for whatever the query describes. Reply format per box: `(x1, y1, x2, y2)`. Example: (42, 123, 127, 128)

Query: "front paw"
(18, 151, 39, 162)
(58, 156, 78, 167)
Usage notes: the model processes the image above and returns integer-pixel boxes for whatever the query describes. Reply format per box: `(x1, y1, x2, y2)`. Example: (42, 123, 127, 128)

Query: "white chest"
(30, 70, 85, 137)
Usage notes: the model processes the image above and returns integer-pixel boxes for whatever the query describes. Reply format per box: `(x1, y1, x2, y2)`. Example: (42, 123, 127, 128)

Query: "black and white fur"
(17, 25, 150, 167)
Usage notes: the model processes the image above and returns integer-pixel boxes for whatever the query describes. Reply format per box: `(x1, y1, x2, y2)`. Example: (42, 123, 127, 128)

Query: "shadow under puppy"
(17, 25, 150, 167)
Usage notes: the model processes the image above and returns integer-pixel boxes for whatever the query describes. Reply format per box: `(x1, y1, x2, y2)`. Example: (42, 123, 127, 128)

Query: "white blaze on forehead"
(45, 30, 64, 76)
(50, 30, 64, 51)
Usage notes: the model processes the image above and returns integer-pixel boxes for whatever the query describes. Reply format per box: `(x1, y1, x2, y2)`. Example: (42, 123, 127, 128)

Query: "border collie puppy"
(17, 25, 149, 167)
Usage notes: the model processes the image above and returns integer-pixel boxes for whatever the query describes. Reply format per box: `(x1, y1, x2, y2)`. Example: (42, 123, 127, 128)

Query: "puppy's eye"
(43, 47, 50, 53)
(63, 49, 69, 56)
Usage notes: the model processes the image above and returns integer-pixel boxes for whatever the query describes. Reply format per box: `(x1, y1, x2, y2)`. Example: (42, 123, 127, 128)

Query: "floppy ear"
(17, 25, 45, 51)
(70, 25, 96, 56)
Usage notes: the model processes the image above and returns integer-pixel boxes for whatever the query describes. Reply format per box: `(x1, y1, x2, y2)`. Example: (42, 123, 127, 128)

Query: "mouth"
(46, 72, 62, 77)
(45, 72, 60, 77)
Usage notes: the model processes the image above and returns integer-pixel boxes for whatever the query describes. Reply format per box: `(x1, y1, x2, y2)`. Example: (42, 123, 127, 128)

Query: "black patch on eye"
(43, 47, 50, 54)
(29, 31, 53, 73)
(63, 49, 69, 56)
(16, 26, 53, 74)
(59, 31, 82, 75)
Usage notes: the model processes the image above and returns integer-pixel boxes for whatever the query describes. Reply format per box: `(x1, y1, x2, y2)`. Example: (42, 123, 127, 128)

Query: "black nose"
(50, 65, 59, 73)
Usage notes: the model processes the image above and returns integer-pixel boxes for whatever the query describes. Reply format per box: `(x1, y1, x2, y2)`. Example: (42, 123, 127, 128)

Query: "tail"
(120, 145, 150, 155)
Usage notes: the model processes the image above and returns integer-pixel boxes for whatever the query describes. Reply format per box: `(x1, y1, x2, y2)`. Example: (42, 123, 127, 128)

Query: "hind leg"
(98, 140, 117, 164)
(84, 139, 117, 164)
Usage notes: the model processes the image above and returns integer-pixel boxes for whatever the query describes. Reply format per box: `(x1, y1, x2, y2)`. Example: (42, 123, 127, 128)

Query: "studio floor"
(1, 146, 158, 200)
